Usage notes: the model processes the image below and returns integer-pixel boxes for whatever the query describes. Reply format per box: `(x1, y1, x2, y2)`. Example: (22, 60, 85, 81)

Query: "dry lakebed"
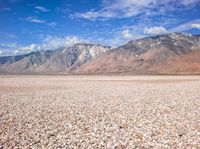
(0, 75, 200, 148)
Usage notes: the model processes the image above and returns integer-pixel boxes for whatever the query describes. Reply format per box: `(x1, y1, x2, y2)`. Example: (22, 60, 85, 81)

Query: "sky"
(0, 0, 200, 55)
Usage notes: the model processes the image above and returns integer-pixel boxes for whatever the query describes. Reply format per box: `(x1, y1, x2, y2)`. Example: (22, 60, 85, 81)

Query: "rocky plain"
(0, 75, 200, 148)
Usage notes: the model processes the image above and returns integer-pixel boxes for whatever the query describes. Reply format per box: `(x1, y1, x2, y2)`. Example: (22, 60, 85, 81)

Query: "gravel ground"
(0, 75, 200, 148)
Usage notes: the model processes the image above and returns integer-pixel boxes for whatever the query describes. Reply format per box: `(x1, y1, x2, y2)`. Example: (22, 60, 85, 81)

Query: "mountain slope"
(0, 43, 110, 73)
(1, 33, 200, 74)
(0, 51, 54, 73)
(39, 43, 110, 72)
(76, 33, 200, 74)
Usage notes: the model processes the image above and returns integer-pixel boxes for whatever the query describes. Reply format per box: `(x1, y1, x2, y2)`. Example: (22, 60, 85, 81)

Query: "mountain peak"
(73, 43, 111, 49)
(76, 32, 200, 74)
(0, 42, 110, 73)
(1, 32, 200, 74)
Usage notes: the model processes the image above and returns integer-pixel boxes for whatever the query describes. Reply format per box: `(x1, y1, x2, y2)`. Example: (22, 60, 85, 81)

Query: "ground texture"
(0, 75, 200, 148)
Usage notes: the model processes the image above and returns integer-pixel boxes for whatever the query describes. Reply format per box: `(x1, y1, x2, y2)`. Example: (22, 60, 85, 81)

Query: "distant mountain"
(76, 33, 200, 74)
(1, 32, 200, 74)
(0, 51, 54, 73)
(0, 43, 110, 73)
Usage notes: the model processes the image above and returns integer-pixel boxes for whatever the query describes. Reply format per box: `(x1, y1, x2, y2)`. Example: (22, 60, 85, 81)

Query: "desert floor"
(0, 75, 200, 148)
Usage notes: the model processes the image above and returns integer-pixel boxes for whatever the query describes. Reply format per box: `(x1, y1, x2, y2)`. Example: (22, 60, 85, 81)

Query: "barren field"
(0, 75, 200, 148)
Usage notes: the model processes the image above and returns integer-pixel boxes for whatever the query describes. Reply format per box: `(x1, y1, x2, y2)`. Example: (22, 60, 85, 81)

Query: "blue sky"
(0, 0, 200, 55)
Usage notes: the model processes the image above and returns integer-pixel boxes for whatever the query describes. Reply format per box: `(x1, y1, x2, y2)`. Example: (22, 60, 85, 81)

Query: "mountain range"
(1, 32, 200, 74)
(0, 43, 110, 74)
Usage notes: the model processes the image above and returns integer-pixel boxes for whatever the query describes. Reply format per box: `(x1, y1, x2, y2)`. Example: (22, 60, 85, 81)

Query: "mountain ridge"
(0, 43, 111, 73)
(1, 32, 200, 74)
(75, 33, 200, 74)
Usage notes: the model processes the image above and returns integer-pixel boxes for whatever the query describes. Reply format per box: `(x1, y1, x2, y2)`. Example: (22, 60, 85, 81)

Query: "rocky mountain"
(76, 33, 200, 74)
(0, 43, 110, 73)
(0, 51, 54, 73)
(1, 32, 200, 74)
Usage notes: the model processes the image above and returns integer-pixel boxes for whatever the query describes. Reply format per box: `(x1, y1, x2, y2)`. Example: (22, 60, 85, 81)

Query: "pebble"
(0, 75, 200, 148)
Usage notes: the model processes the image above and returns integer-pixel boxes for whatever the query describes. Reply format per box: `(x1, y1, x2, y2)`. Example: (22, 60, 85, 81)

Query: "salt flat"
(0, 75, 200, 148)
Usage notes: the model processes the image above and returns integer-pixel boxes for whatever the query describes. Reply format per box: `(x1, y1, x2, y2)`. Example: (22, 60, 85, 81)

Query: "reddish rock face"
(76, 33, 200, 74)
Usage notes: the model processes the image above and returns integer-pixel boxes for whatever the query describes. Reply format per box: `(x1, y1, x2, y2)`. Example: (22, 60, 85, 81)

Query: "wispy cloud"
(0, 42, 20, 55)
(0, 42, 19, 49)
(26, 16, 57, 27)
(16, 44, 41, 54)
(169, 19, 200, 32)
(121, 29, 134, 39)
(27, 16, 46, 23)
(120, 29, 144, 40)
(9, 36, 86, 55)
(13, 49, 20, 55)
(0, 31, 17, 39)
(41, 35, 86, 50)
(35, 6, 50, 12)
(92, 27, 145, 47)
(46, 22, 57, 27)
(0, 8, 12, 11)
(191, 23, 200, 30)
(74, 0, 155, 20)
(0, 35, 87, 55)
(181, 0, 199, 5)
(144, 26, 168, 35)
(74, 0, 200, 20)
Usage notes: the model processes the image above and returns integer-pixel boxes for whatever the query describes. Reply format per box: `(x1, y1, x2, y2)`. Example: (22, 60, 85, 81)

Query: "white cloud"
(35, 6, 50, 12)
(46, 22, 57, 27)
(181, 0, 199, 5)
(19, 44, 40, 52)
(41, 36, 86, 50)
(191, 23, 200, 29)
(11, 44, 40, 55)
(75, 10, 117, 20)
(99, 28, 145, 47)
(0, 36, 87, 56)
(0, 42, 19, 49)
(75, 0, 155, 20)
(13, 49, 19, 54)
(0, 31, 17, 39)
(74, 0, 200, 20)
(0, 35, 90, 56)
(144, 26, 168, 35)
(26, 17, 56, 26)
(27, 16, 46, 24)
(9, 36, 86, 55)
(170, 19, 200, 32)
(121, 29, 134, 39)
